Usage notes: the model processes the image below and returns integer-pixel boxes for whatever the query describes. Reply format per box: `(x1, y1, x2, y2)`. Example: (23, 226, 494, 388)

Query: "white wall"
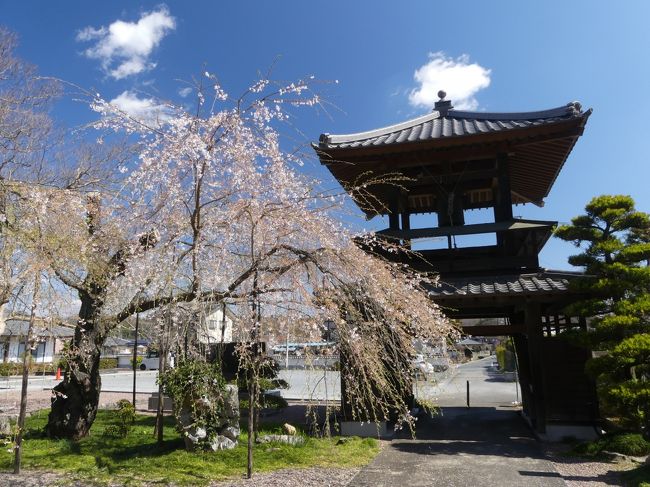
(3, 336, 58, 363)
(200, 308, 233, 344)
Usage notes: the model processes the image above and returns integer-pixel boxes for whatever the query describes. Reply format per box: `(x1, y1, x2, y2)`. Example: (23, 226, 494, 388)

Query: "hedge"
(0, 356, 118, 376)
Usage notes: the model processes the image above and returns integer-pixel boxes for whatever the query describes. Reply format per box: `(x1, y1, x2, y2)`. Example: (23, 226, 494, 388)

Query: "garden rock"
(178, 384, 240, 451)
(0, 416, 11, 437)
(210, 435, 237, 451)
(282, 423, 297, 435)
(222, 425, 240, 441)
(257, 434, 304, 445)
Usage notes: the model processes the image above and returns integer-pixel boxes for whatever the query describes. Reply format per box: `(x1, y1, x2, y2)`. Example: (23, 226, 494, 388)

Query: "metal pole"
(285, 332, 289, 370)
(466, 380, 470, 408)
(515, 369, 519, 403)
(132, 312, 139, 408)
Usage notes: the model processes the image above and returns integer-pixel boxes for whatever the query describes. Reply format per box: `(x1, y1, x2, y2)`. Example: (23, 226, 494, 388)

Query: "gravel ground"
(211, 467, 360, 487)
(0, 471, 69, 486)
(544, 443, 644, 486)
(0, 467, 360, 487)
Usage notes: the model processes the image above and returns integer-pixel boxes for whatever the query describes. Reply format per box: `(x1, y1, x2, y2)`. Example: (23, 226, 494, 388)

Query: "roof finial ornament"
(434, 90, 453, 115)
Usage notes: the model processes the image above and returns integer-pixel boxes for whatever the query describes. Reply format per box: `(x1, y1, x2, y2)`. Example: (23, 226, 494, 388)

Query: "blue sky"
(2, 1, 649, 270)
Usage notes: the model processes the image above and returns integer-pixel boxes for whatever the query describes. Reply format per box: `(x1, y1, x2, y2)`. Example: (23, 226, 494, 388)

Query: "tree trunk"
(247, 376, 254, 479)
(46, 342, 102, 440)
(14, 275, 40, 474)
(46, 292, 104, 440)
(155, 348, 166, 445)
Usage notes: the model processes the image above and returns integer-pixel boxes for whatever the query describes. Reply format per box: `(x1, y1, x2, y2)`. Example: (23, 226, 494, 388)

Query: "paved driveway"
(351, 359, 564, 486)
(351, 407, 565, 487)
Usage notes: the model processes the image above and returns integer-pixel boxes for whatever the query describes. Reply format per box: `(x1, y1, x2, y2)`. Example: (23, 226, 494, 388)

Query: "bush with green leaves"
(495, 339, 516, 371)
(103, 399, 136, 438)
(572, 432, 650, 457)
(0, 362, 58, 376)
(159, 359, 238, 451)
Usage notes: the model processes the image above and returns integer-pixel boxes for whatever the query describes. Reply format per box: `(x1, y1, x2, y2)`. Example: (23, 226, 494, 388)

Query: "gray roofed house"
(0, 316, 74, 364)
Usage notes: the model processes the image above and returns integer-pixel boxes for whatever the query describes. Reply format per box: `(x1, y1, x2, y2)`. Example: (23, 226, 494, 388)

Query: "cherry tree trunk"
(46, 293, 105, 440)
(46, 341, 102, 440)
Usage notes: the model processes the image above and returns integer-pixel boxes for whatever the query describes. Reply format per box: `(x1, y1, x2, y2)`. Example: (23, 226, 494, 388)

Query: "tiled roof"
(2, 318, 75, 338)
(318, 102, 589, 150)
(430, 272, 578, 298)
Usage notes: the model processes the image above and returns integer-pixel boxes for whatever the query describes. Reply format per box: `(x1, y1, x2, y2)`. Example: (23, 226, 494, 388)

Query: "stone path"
(350, 406, 565, 487)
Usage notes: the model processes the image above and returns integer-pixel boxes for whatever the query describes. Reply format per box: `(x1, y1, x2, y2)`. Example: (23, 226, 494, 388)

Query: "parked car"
(140, 350, 160, 370)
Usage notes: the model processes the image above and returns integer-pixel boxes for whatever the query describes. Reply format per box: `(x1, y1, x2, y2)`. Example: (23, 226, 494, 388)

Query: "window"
(31, 342, 46, 362)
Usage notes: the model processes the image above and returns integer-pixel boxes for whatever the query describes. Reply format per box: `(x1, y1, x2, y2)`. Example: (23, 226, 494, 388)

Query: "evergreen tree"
(556, 195, 650, 433)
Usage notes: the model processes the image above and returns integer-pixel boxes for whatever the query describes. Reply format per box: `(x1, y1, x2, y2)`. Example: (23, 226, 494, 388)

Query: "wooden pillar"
(493, 153, 513, 221)
(388, 211, 399, 230)
(493, 153, 513, 252)
(401, 211, 411, 250)
(512, 333, 533, 420)
(525, 301, 546, 434)
(388, 191, 400, 230)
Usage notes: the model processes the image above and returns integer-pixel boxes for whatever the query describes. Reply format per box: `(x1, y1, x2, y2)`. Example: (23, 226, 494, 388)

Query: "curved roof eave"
(316, 102, 590, 152)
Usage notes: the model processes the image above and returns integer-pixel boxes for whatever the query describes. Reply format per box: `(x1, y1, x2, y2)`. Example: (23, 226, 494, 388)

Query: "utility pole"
(132, 312, 139, 408)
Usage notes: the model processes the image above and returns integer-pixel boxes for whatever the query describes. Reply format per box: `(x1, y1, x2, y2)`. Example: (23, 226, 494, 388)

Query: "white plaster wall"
(201, 309, 233, 343)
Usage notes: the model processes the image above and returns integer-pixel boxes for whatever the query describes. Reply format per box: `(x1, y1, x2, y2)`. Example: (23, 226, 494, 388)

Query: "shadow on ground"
(350, 407, 577, 487)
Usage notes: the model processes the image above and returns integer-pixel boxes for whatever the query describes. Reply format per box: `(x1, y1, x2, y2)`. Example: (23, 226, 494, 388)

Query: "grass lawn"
(0, 409, 380, 485)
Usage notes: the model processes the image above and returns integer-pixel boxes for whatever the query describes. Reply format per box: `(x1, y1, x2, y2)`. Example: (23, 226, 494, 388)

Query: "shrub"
(262, 393, 288, 410)
(572, 432, 650, 457)
(160, 359, 238, 451)
(608, 433, 650, 456)
(496, 340, 516, 371)
(99, 357, 118, 369)
(0, 362, 57, 376)
(0, 363, 18, 376)
(103, 399, 136, 438)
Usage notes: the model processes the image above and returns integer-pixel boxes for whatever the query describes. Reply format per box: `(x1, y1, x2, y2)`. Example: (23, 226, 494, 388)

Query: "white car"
(140, 351, 160, 370)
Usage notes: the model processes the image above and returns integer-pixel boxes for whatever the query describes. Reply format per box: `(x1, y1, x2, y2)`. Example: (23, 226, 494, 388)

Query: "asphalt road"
(0, 370, 160, 393)
(0, 357, 520, 406)
(278, 368, 341, 401)
(416, 356, 521, 408)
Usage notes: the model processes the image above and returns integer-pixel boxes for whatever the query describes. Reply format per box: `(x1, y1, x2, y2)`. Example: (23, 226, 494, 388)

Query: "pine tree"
(556, 195, 650, 432)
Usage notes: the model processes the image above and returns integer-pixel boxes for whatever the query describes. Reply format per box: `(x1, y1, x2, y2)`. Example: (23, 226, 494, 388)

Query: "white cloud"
(77, 7, 176, 80)
(109, 91, 170, 125)
(178, 86, 192, 98)
(409, 52, 491, 111)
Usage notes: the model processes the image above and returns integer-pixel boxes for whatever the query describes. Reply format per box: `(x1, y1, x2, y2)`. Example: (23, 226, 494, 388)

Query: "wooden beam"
(460, 323, 524, 336)
(376, 219, 555, 240)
